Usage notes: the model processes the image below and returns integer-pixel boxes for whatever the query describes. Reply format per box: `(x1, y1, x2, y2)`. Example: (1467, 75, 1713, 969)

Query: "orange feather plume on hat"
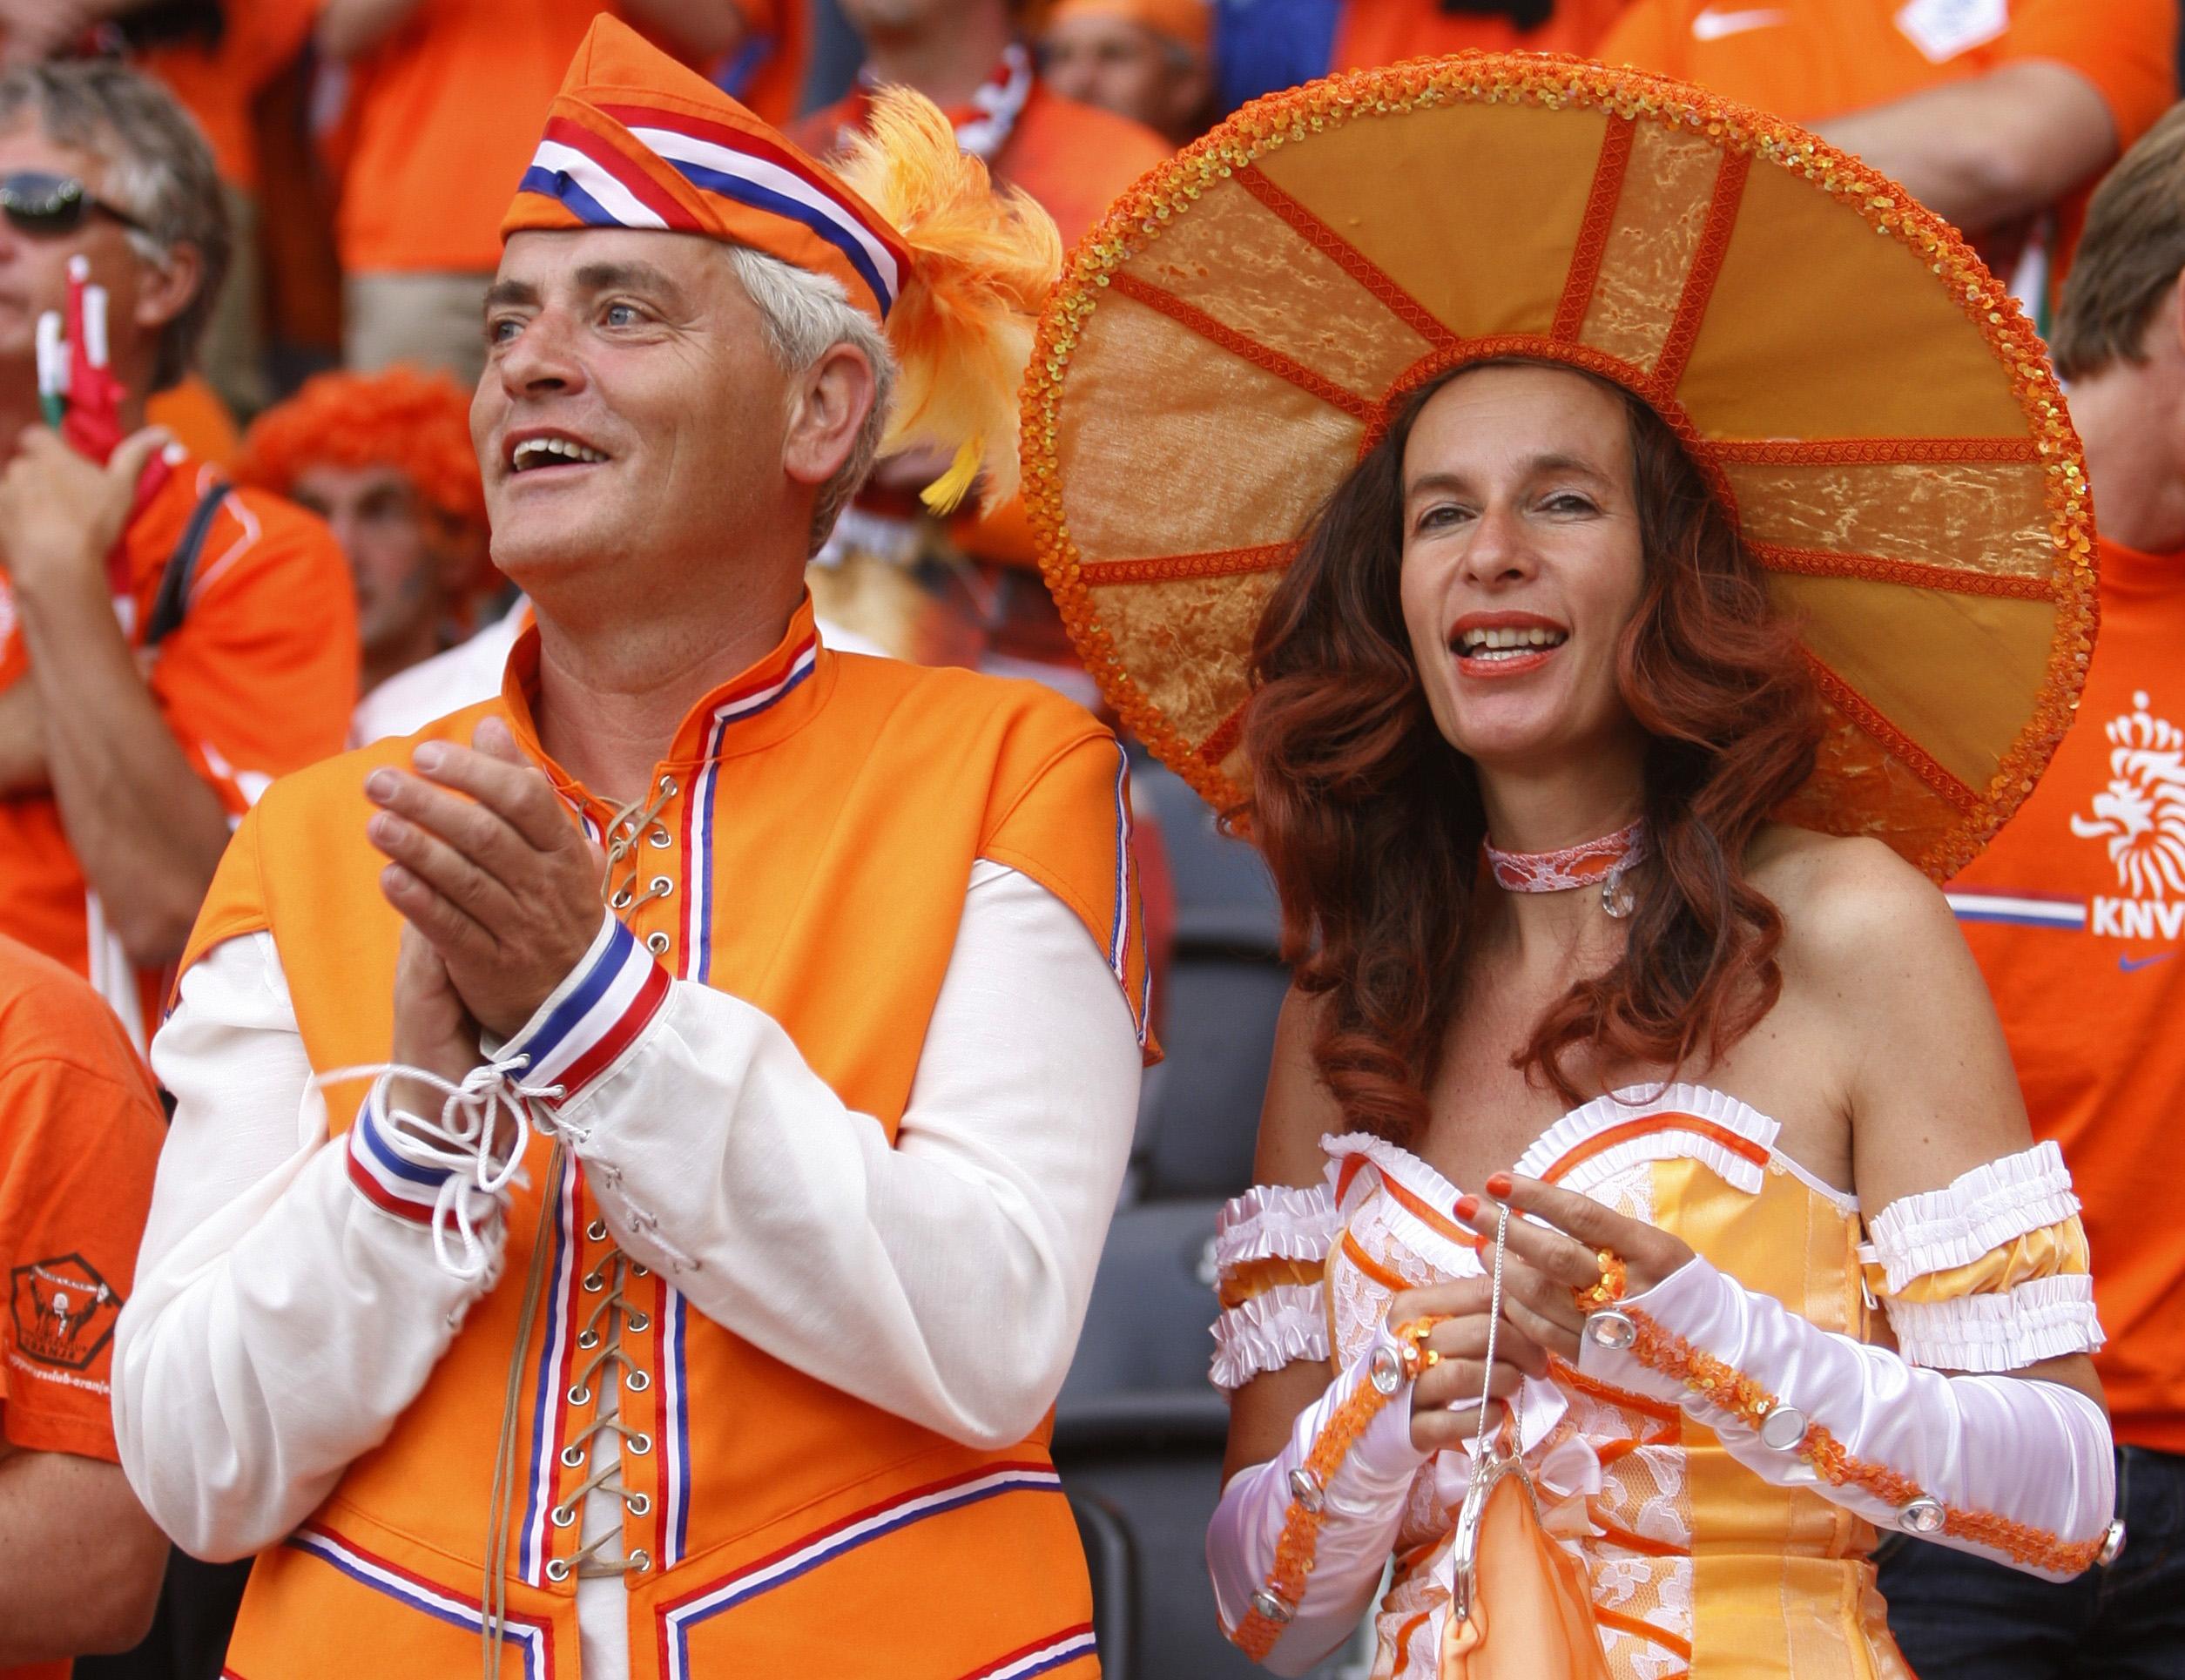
(833, 87, 1064, 515)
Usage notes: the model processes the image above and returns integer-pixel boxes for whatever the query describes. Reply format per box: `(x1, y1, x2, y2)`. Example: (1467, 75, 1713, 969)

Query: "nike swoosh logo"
(2120, 952, 2177, 972)
(1692, 6, 1790, 40)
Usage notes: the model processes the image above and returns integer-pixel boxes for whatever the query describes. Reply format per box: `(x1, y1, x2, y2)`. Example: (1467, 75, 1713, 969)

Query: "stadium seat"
(1128, 756, 1290, 1200)
(1062, 1200, 1224, 1402)
(1132, 757, 1280, 954)
(1069, 1489, 1138, 1679)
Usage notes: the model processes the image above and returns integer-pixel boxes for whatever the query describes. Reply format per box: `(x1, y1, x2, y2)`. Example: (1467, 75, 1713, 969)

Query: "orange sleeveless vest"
(182, 604, 1150, 1678)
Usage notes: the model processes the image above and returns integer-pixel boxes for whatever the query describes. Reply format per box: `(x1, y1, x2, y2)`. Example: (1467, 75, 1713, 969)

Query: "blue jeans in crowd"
(1878, 1444, 2185, 1679)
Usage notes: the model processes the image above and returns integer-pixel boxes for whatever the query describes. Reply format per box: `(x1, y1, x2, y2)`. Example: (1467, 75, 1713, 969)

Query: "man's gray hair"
(0, 60, 230, 392)
(725, 244, 897, 557)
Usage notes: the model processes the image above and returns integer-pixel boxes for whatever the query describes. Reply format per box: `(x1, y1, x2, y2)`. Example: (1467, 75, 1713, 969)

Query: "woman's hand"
(1449, 1173, 1696, 1366)
(1384, 1276, 1550, 1452)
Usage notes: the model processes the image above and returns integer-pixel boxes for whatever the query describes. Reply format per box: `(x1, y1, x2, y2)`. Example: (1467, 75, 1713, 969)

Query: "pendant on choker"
(1483, 820, 1648, 920)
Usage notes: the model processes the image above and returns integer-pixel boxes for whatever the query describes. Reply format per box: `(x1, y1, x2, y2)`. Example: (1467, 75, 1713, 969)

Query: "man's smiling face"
(473, 226, 797, 590)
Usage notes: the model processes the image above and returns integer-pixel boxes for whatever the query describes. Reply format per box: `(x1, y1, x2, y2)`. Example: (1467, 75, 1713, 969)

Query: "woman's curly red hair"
(1244, 362, 1822, 1143)
(234, 366, 486, 533)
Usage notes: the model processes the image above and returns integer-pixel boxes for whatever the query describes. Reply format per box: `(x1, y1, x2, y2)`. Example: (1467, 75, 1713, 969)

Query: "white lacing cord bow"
(316, 1056, 567, 1280)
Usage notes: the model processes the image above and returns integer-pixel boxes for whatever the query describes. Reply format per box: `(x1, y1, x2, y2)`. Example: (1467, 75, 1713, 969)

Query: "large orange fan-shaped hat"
(1023, 56, 2098, 881)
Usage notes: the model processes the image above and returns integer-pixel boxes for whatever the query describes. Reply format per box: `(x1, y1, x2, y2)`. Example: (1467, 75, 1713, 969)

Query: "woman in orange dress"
(1022, 56, 2120, 1680)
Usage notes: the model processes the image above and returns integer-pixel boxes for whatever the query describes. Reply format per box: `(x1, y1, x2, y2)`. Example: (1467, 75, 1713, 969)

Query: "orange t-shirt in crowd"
(1337, 0, 1632, 65)
(0, 456, 355, 1051)
(985, 79, 1173, 248)
(1597, 0, 2175, 282)
(1945, 536, 2185, 1454)
(327, 1, 707, 274)
(0, 933, 165, 1680)
(145, 374, 241, 469)
(133, 0, 320, 193)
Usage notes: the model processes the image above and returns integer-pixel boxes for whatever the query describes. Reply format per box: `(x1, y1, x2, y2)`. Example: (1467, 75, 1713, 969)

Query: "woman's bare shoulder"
(1747, 823, 1963, 989)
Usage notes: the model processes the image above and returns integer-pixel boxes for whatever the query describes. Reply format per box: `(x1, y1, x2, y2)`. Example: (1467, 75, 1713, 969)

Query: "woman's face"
(1397, 364, 1649, 773)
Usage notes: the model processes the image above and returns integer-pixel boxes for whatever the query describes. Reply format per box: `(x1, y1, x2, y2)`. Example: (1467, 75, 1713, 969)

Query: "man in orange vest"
(111, 19, 1150, 1678)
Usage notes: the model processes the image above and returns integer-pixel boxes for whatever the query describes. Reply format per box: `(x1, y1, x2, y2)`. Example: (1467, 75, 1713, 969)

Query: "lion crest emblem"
(2070, 691, 2185, 899)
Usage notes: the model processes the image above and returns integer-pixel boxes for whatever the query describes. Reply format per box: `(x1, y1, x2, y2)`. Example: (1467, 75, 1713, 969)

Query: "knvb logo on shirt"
(2070, 691, 2185, 938)
(1949, 691, 2185, 954)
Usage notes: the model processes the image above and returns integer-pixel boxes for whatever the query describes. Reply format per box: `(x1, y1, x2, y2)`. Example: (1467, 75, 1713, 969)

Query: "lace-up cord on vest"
(553, 1249, 654, 1580)
(601, 776, 678, 914)
(482, 1137, 568, 1680)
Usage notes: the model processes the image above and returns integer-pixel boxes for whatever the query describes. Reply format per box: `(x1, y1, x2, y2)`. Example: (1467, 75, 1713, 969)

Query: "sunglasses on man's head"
(0, 171, 147, 235)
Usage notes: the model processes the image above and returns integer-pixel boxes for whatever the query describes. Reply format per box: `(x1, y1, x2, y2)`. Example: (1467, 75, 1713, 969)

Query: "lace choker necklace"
(1483, 820, 1648, 918)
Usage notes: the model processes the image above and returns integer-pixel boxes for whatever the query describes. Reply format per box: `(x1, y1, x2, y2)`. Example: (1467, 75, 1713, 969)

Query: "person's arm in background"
(1816, 0, 2175, 236)
(315, 0, 425, 60)
(0, 974, 176, 1665)
(617, 0, 752, 62)
(1814, 63, 2116, 233)
(0, 431, 232, 968)
(0, 1445, 166, 1666)
(0, 684, 47, 796)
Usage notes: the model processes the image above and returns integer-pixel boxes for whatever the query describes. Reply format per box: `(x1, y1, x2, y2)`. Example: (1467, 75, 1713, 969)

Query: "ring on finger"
(1571, 1247, 1628, 1312)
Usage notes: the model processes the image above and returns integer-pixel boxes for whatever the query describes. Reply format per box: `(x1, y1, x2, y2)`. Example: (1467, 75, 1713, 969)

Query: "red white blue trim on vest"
(287, 1524, 554, 1679)
(655, 1462, 1067, 1680)
(518, 1153, 582, 1586)
(964, 1624, 1100, 1679)
(1104, 742, 1150, 1048)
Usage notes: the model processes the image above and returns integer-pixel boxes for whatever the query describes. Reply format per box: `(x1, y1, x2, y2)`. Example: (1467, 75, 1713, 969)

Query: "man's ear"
(783, 341, 879, 489)
(130, 240, 204, 339)
(2163, 267, 2185, 362)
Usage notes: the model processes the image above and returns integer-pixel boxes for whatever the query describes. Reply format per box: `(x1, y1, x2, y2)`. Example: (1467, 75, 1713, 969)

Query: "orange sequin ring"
(1572, 1248, 1628, 1312)
(1620, 1306, 2105, 1576)
(1231, 1316, 1445, 1661)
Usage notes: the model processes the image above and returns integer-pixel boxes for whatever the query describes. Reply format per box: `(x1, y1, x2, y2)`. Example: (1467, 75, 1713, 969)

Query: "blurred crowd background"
(0, 3, 2179, 1677)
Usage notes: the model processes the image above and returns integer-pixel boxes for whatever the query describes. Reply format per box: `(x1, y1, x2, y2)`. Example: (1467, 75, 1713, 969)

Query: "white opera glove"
(1208, 1321, 1432, 1675)
(1578, 1254, 2117, 1579)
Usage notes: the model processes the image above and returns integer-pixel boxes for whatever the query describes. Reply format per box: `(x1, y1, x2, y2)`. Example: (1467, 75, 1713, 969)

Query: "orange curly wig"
(235, 366, 486, 532)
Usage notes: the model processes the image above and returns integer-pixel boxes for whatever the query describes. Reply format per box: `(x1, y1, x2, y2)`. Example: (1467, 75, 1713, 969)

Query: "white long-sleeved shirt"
(113, 860, 1140, 1679)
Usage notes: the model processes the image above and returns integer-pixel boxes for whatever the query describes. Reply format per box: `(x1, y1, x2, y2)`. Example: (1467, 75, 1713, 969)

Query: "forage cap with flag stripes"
(505, 15, 1062, 514)
(1023, 54, 2101, 883)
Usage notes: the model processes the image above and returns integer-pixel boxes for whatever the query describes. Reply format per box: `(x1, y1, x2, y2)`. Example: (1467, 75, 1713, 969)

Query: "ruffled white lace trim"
(1320, 1132, 1485, 1276)
(1864, 1142, 2081, 1294)
(1512, 1083, 1780, 1199)
(1211, 1282, 1330, 1391)
(1883, 1273, 2105, 1372)
(1213, 1180, 1340, 1273)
